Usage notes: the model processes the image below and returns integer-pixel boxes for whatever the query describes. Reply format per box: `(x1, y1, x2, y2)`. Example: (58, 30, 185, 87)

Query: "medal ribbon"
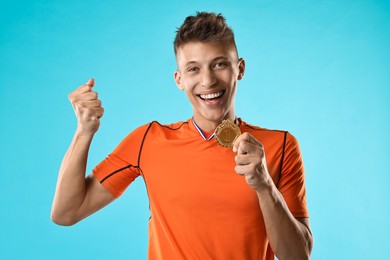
(191, 117, 239, 141)
(192, 118, 215, 141)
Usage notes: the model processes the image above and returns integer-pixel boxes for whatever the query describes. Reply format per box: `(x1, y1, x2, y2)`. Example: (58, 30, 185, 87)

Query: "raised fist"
(68, 78, 104, 135)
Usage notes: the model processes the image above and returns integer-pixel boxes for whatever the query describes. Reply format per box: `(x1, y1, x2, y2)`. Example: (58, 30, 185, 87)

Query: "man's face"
(174, 41, 245, 130)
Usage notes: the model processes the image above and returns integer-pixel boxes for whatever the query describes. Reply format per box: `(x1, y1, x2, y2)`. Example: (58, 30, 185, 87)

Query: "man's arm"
(255, 184, 313, 260)
(233, 133, 313, 260)
(51, 79, 115, 226)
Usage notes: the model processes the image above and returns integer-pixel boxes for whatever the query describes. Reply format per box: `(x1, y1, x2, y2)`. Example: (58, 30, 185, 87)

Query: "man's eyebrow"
(184, 56, 230, 67)
(184, 61, 198, 67)
(211, 56, 229, 61)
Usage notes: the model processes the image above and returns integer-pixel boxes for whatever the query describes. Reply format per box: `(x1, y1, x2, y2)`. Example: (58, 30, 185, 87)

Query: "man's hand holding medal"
(215, 119, 270, 192)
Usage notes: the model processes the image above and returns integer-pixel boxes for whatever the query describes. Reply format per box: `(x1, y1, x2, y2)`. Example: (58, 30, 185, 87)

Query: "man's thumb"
(85, 78, 95, 87)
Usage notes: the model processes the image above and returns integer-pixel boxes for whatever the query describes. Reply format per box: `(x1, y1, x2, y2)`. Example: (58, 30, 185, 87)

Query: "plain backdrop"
(1, 0, 389, 259)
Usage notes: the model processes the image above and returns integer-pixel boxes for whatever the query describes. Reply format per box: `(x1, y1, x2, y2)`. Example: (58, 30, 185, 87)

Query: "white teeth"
(200, 91, 223, 100)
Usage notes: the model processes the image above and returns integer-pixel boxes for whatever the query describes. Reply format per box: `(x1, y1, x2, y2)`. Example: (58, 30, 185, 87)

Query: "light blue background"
(1, 0, 389, 259)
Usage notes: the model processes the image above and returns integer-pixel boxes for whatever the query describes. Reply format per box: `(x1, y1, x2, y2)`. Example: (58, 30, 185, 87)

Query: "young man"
(51, 12, 313, 260)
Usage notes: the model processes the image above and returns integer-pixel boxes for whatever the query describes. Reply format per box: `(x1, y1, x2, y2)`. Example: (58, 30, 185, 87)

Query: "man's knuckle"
(78, 102, 86, 108)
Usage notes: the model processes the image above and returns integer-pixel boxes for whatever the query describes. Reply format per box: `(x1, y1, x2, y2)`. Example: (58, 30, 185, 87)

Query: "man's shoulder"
(151, 120, 190, 130)
(132, 119, 190, 132)
(240, 120, 300, 148)
(130, 119, 192, 141)
(240, 119, 287, 135)
(144, 119, 190, 132)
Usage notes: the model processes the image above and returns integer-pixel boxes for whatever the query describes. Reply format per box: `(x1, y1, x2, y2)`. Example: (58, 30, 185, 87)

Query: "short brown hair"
(174, 12, 237, 55)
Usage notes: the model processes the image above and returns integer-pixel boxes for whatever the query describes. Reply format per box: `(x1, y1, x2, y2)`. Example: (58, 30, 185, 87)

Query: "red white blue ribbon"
(192, 118, 215, 141)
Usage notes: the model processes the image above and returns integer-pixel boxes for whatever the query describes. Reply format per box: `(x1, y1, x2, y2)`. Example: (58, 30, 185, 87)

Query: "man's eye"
(187, 67, 199, 72)
(214, 62, 227, 69)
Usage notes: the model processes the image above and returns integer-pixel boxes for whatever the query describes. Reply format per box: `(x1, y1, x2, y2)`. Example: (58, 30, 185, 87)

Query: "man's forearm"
(51, 130, 94, 225)
(257, 178, 313, 260)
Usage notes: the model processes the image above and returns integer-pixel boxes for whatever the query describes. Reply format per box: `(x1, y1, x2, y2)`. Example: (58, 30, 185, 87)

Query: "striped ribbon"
(192, 117, 239, 141)
(192, 118, 215, 141)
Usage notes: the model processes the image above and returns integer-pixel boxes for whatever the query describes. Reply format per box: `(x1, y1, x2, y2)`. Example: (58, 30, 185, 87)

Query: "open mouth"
(197, 90, 225, 101)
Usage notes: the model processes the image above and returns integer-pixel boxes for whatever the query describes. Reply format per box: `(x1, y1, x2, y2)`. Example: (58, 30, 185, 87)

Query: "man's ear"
(237, 58, 246, 80)
(174, 70, 184, 90)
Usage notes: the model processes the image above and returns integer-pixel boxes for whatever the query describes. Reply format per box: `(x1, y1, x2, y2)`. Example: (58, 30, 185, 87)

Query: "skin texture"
(51, 41, 313, 259)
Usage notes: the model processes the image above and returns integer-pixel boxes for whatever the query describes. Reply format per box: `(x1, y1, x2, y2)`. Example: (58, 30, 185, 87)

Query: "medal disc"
(215, 119, 241, 148)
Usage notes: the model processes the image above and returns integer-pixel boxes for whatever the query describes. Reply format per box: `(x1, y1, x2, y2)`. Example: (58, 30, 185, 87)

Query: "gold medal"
(215, 119, 241, 148)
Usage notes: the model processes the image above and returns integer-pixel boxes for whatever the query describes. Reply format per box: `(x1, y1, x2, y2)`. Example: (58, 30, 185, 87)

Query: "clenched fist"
(233, 132, 271, 192)
(68, 78, 104, 135)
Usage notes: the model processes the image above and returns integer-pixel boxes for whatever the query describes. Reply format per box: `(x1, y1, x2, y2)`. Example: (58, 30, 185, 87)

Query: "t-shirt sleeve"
(277, 132, 309, 218)
(92, 123, 150, 198)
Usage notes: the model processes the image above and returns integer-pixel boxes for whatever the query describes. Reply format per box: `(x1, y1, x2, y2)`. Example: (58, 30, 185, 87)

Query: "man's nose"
(200, 69, 216, 88)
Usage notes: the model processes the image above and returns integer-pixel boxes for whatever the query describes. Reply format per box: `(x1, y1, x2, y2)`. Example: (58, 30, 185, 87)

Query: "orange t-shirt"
(93, 119, 309, 260)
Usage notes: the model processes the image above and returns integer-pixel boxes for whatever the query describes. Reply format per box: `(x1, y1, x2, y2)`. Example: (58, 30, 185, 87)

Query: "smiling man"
(51, 12, 313, 260)
(174, 40, 243, 132)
